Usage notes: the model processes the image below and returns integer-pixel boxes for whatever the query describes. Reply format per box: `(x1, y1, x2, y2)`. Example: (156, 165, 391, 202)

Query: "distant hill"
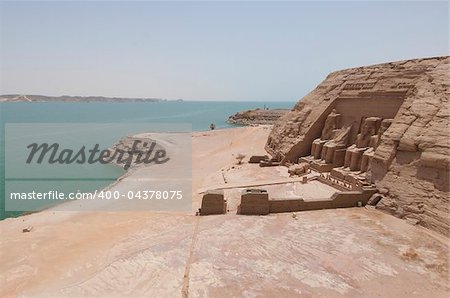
(0, 94, 180, 103)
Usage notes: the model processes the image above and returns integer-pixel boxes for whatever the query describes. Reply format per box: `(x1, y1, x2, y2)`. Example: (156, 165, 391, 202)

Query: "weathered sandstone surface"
(266, 56, 450, 236)
(228, 108, 289, 125)
(1, 127, 448, 297)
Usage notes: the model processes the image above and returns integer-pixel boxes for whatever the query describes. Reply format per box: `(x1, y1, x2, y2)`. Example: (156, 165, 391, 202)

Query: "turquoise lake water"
(0, 101, 294, 219)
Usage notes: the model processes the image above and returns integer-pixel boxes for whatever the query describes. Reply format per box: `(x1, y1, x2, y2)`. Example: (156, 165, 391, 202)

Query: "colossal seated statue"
(320, 125, 352, 165)
(369, 119, 392, 149)
(360, 147, 375, 173)
(311, 109, 341, 159)
(360, 119, 393, 172)
(330, 117, 392, 184)
(344, 117, 381, 171)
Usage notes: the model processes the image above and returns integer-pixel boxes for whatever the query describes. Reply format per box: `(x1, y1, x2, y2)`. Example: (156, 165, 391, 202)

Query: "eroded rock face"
(266, 56, 450, 236)
(228, 108, 289, 126)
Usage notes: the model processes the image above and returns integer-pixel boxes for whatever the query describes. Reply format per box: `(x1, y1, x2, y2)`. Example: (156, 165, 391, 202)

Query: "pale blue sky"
(1, 1, 448, 101)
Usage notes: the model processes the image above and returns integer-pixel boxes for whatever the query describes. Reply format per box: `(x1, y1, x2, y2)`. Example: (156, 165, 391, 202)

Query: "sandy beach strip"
(0, 126, 448, 297)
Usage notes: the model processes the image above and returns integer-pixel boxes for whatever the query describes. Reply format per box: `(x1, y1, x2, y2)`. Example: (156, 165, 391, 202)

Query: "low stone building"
(199, 190, 226, 215)
(238, 189, 270, 215)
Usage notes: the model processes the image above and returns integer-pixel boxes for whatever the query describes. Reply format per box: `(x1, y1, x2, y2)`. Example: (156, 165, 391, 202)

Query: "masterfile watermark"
(5, 123, 192, 212)
(10, 190, 184, 201)
(26, 140, 169, 170)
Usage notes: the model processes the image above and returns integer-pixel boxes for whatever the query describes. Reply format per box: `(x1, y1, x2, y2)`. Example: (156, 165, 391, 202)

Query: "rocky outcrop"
(108, 136, 168, 170)
(228, 108, 289, 126)
(266, 56, 450, 236)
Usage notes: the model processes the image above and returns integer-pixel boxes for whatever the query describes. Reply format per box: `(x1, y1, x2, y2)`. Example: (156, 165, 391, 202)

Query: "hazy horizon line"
(0, 94, 298, 102)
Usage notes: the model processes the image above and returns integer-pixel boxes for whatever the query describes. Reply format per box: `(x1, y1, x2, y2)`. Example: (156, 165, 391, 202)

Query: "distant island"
(0, 94, 183, 103)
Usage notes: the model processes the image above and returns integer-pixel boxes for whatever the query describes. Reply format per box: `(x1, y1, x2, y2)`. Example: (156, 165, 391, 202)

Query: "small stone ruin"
(199, 190, 227, 215)
(238, 189, 270, 215)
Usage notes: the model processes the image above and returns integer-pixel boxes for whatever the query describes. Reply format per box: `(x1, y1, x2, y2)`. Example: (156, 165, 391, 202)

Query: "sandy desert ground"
(0, 126, 449, 297)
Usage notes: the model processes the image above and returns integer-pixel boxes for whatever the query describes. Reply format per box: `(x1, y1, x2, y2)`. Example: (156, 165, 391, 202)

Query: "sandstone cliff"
(266, 56, 449, 236)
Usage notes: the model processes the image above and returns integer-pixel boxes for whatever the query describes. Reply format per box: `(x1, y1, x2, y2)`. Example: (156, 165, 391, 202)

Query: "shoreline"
(0, 125, 264, 221)
(1, 125, 448, 297)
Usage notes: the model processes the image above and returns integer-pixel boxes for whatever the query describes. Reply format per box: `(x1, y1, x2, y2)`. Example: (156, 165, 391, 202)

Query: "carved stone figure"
(321, 125, 352, 165)
(355, 117, 381, 148)
(369, 119, 393, 148)
(321, 109, 341, 140)
(361, 119, 393, 172)
(344, 117, 381, 171)
(360, 147, 374, 172)
(311, 109, 341, 158)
